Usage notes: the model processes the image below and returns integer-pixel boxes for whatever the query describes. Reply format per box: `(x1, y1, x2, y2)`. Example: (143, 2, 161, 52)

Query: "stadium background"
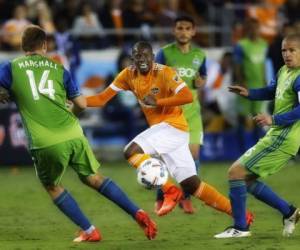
(0, 0, 299, 164)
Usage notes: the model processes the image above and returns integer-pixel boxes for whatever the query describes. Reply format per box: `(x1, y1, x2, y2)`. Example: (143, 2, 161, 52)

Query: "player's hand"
(193, 74, 206, 88)
(143, 95, 157, 107)
(228, 85, 249, 97)
(253, 113, 273, 126)
(0, 87, 10, 104)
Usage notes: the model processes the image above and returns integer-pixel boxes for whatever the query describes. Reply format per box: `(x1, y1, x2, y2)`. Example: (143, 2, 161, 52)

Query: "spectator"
(1, 4, 31, 50)
(72, 2, 106, 49)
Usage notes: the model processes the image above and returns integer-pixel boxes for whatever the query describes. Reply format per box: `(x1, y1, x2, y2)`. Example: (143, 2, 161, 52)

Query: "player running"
(0, 25, 157, 242)
(87, 41, 254, 224)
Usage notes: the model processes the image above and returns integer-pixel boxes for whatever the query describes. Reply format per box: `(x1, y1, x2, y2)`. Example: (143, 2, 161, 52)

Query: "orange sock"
(161, 179, 176, 193)
(194, 181, 232, 216)
(128, 153, 151, 169)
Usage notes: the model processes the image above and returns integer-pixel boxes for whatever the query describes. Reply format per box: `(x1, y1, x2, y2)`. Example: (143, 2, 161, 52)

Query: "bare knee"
(45, 185, 64, 200)
(80, 173, 106, 190)
(228, 162, 248, 180)
(180, 175, 201, 195)
(124, 142, 144, 159)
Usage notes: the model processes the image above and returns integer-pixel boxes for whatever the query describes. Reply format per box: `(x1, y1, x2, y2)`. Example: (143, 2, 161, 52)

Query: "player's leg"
(71, 137, 157, 240)
(124, 124, 184, 215)
(31, 141, 100, 242)
(242, 145, 299, 237)
(162, 142, 233, 217)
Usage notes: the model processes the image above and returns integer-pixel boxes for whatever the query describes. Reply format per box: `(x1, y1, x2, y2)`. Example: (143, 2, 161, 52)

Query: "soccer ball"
(137, 158, 168, 189)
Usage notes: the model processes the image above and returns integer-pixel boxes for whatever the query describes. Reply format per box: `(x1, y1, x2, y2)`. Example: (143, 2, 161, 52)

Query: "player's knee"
(45, 185, 64, 199)
(80, 173, 106, 189)
(123, 142, 144, 159)
(228, 162, 246, 180)
(180, 175, 201, 194)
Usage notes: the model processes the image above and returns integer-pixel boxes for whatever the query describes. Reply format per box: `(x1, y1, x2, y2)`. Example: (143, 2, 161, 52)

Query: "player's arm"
(86, 68, 130, 107)
(229, 78, 276, 100)
(194, 57, 207, 89)
(86, 86, 117, 107)
(0, 62, 12, 103)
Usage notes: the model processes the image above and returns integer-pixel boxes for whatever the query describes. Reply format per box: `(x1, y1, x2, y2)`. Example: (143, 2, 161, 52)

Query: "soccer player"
(154, 15, 206, 214)
(215, 33, 300, 238)
(0, 25, 157, 242)
(87, 41, 254, 223)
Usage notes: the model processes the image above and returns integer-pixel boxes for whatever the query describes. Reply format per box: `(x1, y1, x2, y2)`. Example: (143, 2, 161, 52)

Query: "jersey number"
(26, 70, 55, 100)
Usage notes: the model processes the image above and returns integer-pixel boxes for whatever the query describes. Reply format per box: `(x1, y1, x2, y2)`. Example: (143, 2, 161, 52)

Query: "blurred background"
(1, 0, 300, 165)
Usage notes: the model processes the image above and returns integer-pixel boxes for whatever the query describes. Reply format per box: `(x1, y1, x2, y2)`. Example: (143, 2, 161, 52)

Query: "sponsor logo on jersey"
(176, 67, 196, 78)
(151, 87, 160, 94)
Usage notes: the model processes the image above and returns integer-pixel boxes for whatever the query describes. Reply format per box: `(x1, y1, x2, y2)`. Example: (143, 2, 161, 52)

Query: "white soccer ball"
(137, 158, 168, 189)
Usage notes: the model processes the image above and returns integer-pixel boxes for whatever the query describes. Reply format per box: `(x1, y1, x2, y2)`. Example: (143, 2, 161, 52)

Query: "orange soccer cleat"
(135, 210, 157, 240)
(179, 198, 196, 214)
(246, 211, 255, 226)
(73, 228, 102, 242)
(154, 199, 163, 214)
(157, 186, 183, 216)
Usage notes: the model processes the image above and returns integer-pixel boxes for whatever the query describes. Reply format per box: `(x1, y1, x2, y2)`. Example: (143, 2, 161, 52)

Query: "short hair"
(283, 33, 300, 44)
(132, 41, 153, 53)
(21, 25, 46, 52)
(175, 15, 195, 27)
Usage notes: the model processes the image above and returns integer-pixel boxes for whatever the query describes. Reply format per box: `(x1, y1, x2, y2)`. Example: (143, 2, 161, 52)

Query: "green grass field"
(0, 162, 300, 250)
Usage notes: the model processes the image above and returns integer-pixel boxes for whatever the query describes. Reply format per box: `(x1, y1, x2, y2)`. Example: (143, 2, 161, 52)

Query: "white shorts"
(125, 122, 197, 183)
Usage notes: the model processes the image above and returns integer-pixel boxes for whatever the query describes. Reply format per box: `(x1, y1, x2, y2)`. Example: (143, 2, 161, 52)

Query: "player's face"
(132, 47, 154, 74)
(174, 21, 195, 45)
(282, 39, 300, 68)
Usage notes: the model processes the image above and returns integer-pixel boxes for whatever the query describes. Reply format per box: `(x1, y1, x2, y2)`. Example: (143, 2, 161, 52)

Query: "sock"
(85, 225, 95, 234)
(247, 181, 291, 217)
(156, 188, 164, 201)
(161, 179, 176, 193)
(194, 181, 231, 215)
(54, 190, 91, 231)
(229, 180, 247, 230)
(128, 153, 151, 169)
(98, 178, 139, 218)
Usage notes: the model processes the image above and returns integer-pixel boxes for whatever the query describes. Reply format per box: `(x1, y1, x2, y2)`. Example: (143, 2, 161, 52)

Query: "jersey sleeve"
(199, 57, 207, 78)
(0, 61, 12, 90)
(111, 68, 131, 91)
(63, 68, 81, 99)
(233, 44, 244, 64)
(155, 49, 166, 64)
(165, 67, 186, 94)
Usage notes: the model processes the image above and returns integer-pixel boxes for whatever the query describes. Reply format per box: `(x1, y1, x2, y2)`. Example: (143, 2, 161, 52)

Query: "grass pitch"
(0, 162, 300, 250)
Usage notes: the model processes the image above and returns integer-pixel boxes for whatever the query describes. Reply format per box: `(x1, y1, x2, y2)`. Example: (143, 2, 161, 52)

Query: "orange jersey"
(111, 63, 189, 131)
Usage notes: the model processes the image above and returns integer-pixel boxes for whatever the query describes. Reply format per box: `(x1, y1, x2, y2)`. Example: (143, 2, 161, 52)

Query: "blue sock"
(247, 181, 291, 217)
(229, 180, 248, 230)
(54, 190, 91, 230)
(98, 178, 139, 218)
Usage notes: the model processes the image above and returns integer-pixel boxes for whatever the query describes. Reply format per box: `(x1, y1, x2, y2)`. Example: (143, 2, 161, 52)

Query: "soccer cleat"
(179, 198, 195, 214)
(154, 200, 163, 214)
(135, 209, 157, 240)
(282, 207, 300, 237)
(73, 228, 102, 242)
(157, 186, 183, 216)
(246, 211, 255, 226)
(214, 227, 251, 239)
